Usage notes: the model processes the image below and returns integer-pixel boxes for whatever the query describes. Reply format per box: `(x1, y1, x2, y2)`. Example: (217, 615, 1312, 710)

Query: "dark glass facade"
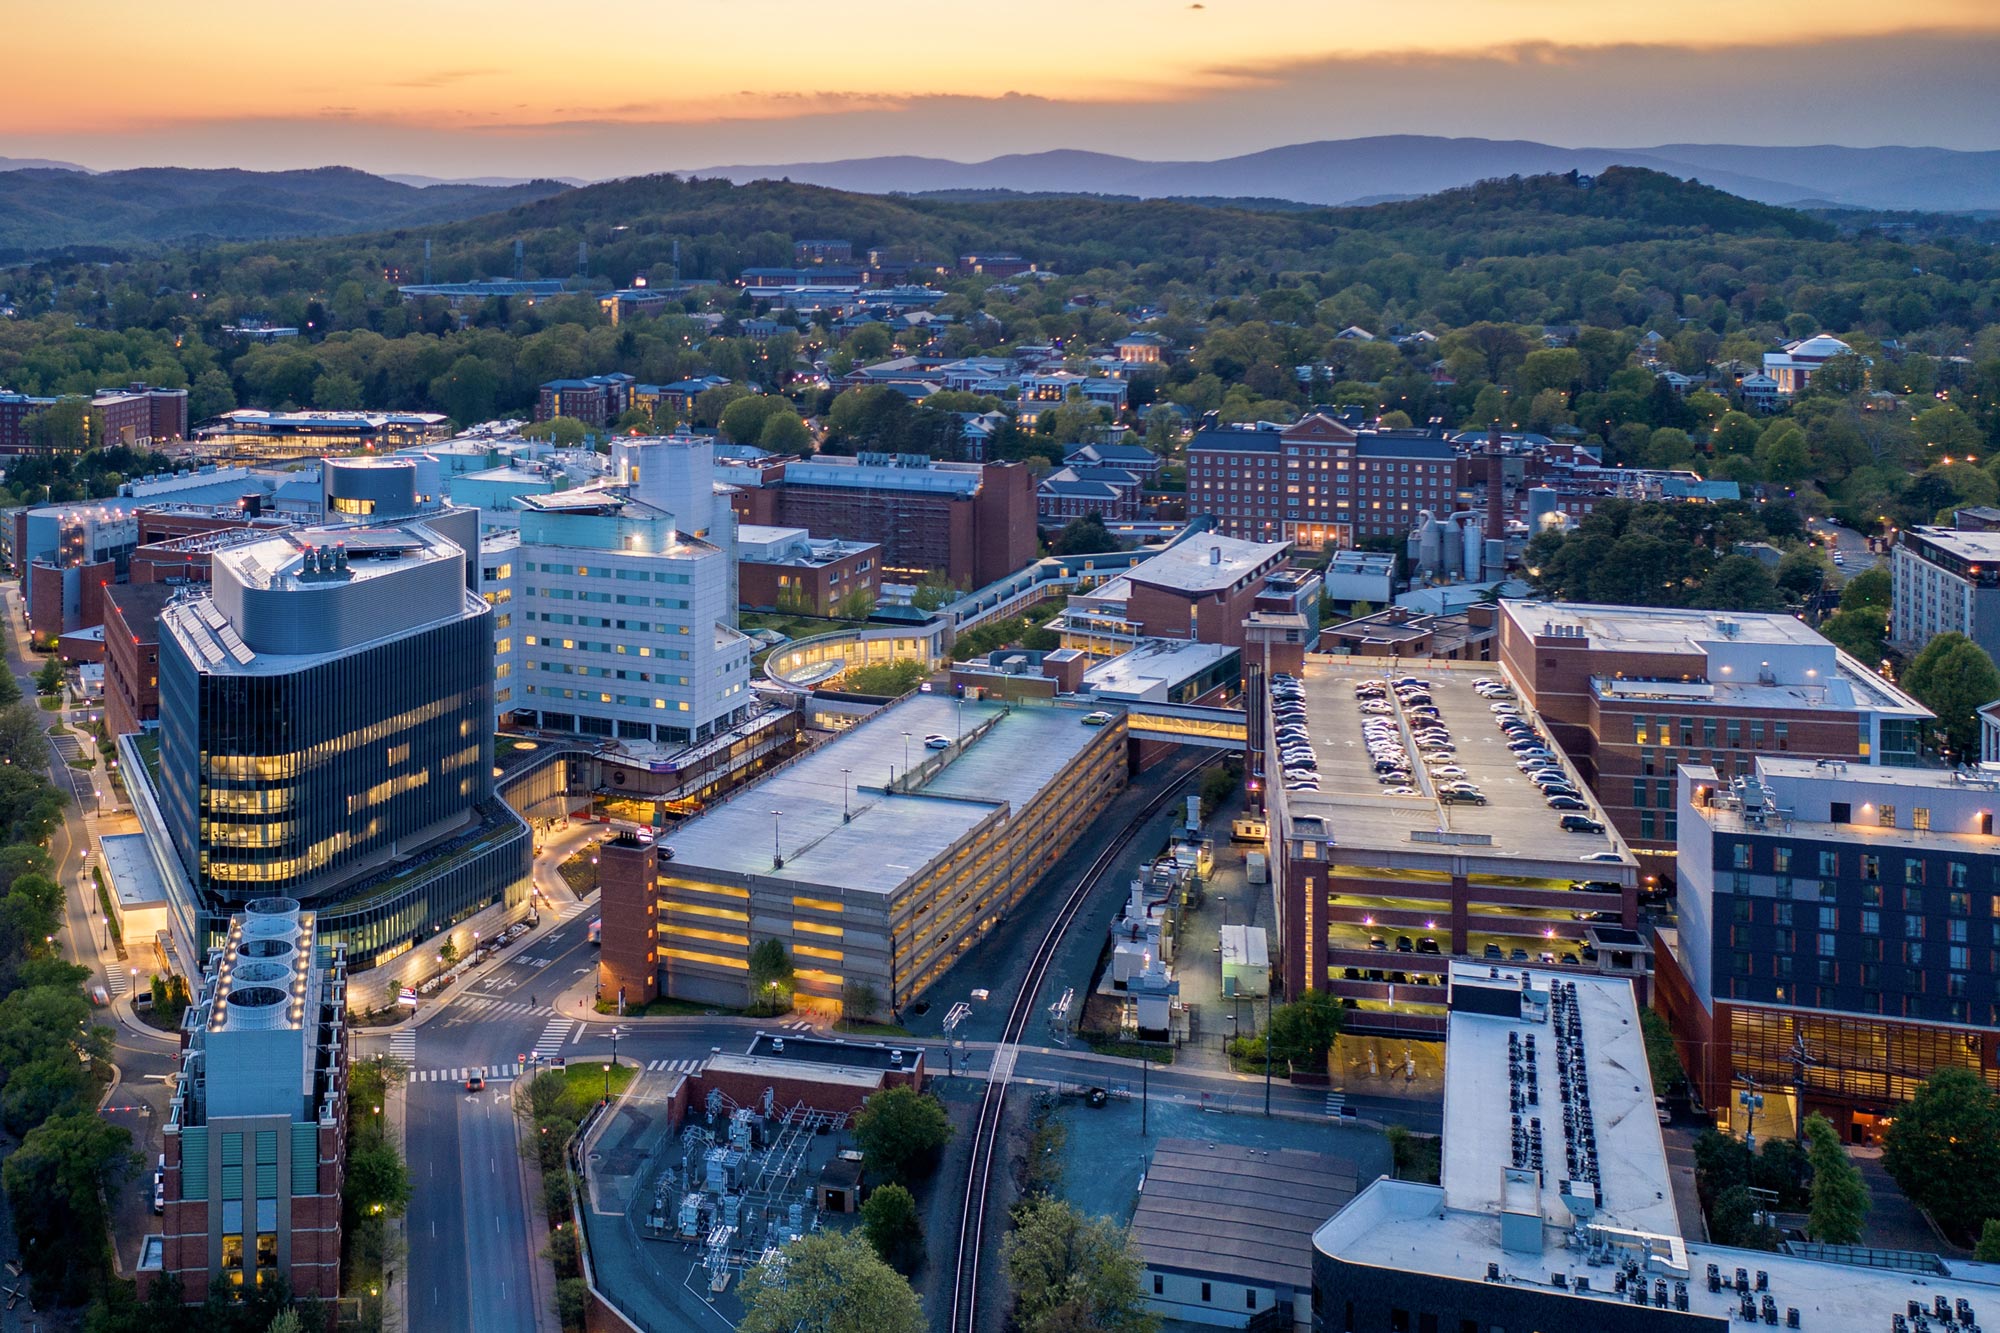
(159, 597, 523, 968)
(1709, 832, 2000, 1032)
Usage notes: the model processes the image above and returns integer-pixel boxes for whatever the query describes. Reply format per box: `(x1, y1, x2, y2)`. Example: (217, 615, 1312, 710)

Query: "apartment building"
(1186, 414, 1462, 550)
(1890, 524, 2000, 665)
(1668, 758, 2000, 1143)
(535, 373, 634, 426)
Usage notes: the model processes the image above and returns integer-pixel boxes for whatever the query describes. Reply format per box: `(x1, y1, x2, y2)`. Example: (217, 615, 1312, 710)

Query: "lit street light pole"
(840, 769, 851, 823)
(605, 1026, 624, 1104)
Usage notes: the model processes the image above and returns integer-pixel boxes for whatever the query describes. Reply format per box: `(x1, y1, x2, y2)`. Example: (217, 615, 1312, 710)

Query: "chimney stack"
(1485, 421, 1505, 541)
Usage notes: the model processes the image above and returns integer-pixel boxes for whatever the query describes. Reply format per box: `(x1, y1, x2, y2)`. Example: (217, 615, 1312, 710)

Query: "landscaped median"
(523, 1059, 638, 1332)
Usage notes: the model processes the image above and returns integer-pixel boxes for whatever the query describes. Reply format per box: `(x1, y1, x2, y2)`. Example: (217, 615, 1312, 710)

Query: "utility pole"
(1264, 989, 1273, 1116)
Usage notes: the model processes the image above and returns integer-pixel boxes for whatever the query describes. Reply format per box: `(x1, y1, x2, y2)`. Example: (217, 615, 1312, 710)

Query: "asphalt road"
(368, 753, 1447, 1330)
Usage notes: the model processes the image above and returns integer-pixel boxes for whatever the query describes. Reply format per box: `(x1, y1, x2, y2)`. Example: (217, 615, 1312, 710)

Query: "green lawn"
(835, 1019, 912, 1038)
(596, 994, 743, 1018)
(546, 1059, 637, 1110)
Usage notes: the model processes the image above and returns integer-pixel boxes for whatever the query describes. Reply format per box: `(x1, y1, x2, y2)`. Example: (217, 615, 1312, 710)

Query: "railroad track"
(945, 753, 1213, 1333)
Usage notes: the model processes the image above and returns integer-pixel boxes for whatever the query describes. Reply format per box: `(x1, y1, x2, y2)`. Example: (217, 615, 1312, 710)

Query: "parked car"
(923, 733, 951, 750)
(1547, 795, 1589, 811)
(1560, 815, 1607, 834)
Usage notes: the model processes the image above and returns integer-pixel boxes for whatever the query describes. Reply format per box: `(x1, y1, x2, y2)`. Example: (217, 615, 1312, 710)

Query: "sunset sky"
(8, 1, 2000, 176)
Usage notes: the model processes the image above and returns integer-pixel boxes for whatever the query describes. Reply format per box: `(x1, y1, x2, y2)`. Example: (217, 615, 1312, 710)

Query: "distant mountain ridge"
(0, 165, 571, 253)
(695, 136, 2000, 213)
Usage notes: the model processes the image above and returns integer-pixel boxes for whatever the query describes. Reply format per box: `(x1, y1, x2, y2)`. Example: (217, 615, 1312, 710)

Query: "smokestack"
(1485, 421, 1505, 542)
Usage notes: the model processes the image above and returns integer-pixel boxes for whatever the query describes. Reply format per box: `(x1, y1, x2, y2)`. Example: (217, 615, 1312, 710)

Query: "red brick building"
(1186, 414, 1464, 550)
(1496, 602, 1932, 863)
(728, 455, 1035, 588)
(143, 905, 347, 1305)
(103, 582, 176, 737)
(735, 525, 881, 616)
(1059, 534, 1292, 655)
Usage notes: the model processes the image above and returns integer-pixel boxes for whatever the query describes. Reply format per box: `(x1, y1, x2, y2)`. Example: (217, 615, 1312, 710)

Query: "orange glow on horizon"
(7, 2, 1998, 141)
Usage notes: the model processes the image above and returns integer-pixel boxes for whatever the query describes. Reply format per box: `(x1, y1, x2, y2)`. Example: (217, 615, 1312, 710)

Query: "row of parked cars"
(1271, 673, 1319, 792)
(1354, 674, 1490, 805)
(1478, 678, 1608, 836)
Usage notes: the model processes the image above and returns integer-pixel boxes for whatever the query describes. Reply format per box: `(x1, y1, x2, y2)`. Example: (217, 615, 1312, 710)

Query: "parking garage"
(1264, 659, 1643, 1035)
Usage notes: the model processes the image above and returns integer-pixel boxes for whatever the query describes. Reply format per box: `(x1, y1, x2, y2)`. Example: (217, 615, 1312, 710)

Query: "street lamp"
(840, 768, 851, 823)
(604, 1026, 624, 1104)
(771, 809, 784, 869)
(901, 731, 911, 777)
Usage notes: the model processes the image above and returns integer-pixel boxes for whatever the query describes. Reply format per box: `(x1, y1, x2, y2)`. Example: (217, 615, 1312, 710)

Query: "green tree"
(346, 1139, 413, 1218)
(759, 409, 812, 453)
(430, 355, 501, 425)
(1266, 989, 1344, 1073)
(1977, 1219, 2000, 1263)
(1819, 606, 1888, 663)
(1900, 633, 2000, 759)
(748, 938, 794, 1013)
(911, 572, 963, 611)
(1775, 548, 1827, 602)
(739, 1229, 923, 1333)
(265, 1310, 304, 1333)
(3, 1111, 133, 1302)
(1804, 1112, 1870, 1244)
(853, 1085, 953, 1184)
(841, 660, 925, 697)
(1001, 1197, 1158, 1333)
(842, 978, 882, 1022)
(832, 586, 877, 621)
(1640, 1009, 1685, 1093)
(719, 394, 785, 444)
(1051, 513, 1121, 556)
(1882, 1067, 2000, 1239)
(1839, 563, 1891, 612)
(1694, 555, 1781, 612)
(34, 657, 62, 696)
(523, 416, 589, 448)
(861, 1182, 924, 1272)
(188, 368, 237, 422)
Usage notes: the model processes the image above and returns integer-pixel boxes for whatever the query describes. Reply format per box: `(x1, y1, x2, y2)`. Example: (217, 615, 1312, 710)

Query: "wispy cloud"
(12, 29, 2000, 176)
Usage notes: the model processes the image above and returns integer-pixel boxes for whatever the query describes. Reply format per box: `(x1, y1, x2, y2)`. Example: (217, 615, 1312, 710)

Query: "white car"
(1081, 711, 1114, 726)
(923, 734, 951, 750)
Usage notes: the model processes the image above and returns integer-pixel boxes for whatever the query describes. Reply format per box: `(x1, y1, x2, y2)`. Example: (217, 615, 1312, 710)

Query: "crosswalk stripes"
(107, 967, 130, 997)
(449, 996, 546, 1019)
(644, 1058, 706, 1074)
(786, 1020, 812, 1031)
(1325, 1093, 1346, 1118)
(409, 1062, 527, 1084)
(389, 1028, 417, 1065)
(558, 901, 591, 920)
(534, 1018, 576, 1061)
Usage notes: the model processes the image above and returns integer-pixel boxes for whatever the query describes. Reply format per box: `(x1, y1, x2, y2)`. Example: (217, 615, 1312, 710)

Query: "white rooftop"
(1501, 600, 1827, 652)
(1904, 524, 2000, 560)
(662, 696, 1108, 897)
(1125, 534, 1287, 594)
(1083, 639, 1237, 701)
(1440, 960, 1679, 1237)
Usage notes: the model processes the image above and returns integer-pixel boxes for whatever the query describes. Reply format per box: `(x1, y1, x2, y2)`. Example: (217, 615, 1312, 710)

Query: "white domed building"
(1763, 333, 1857, 395)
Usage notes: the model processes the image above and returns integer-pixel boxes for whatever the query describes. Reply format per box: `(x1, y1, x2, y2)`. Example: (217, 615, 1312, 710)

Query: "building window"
(1821, 849, 1842, 876)
(1861, 854, 1880, 880)
(1202, 1283, 1212, 1304)
(1862, 883, 1882, 907)
(1914, 807, 1932, 832)
(1774, 846, 1792, 874)
(1154, 1275, 1163, 1295)
(1880, 805, 1898, 829)
(1819, 933, 1838, 957)
(1862, 910, 1881, 935)
(1733, 898, 1753, 923)
(1733, 844, 1753, 870)
(1905, 886, 1925, 911)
